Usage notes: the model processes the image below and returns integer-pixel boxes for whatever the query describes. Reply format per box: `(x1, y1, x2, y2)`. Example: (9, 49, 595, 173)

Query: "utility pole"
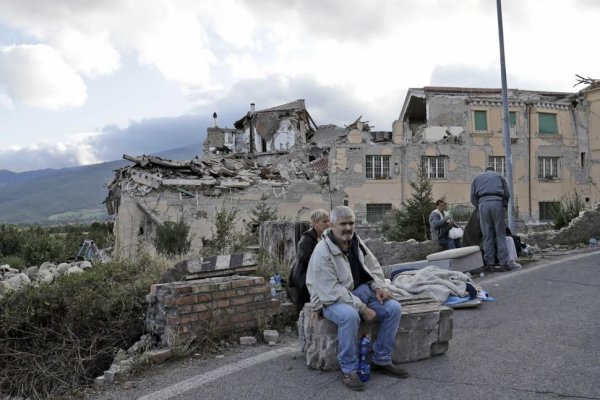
(496, 0, 516, 232)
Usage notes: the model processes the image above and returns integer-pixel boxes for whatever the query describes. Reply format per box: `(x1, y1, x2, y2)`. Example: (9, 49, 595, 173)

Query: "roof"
(421, 86, 574, 98)
(254, 99, 306, 114)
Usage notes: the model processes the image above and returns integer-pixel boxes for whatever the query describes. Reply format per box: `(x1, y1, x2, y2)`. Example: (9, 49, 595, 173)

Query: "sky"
(0, 0, 598, 172)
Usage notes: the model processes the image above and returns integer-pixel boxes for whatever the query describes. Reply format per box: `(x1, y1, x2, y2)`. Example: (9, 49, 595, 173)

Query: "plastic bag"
(448, 226, 464, 239)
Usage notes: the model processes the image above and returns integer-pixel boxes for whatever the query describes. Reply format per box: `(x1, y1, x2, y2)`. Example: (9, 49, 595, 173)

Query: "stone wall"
(523, 204, 600, 248)
(145, 276, 279, 346)
(364, 238, 443, 266)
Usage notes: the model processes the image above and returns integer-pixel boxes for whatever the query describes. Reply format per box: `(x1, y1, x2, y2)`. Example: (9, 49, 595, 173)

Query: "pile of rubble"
(105, 152, 329, 211)
(0, 260, 93, 298)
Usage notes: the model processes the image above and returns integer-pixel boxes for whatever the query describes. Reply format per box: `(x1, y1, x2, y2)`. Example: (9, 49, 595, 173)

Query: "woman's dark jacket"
(287, 228, 319, 310)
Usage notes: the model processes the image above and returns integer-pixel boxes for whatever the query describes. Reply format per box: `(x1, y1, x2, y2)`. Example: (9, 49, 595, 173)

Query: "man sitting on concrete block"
(306, 206, 409, 392)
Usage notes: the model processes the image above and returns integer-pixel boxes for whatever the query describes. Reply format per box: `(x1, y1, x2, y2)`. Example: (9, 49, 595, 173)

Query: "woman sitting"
(429, 199, 462, 249)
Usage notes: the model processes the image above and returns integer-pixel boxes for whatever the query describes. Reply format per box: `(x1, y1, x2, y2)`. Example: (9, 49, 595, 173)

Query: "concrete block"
(263, 329, 279, 344)
(147, 349, 173, 364)
(239, 336, 257, 346)
(426, 246, 483, 273)
(298, 300, 453, 371)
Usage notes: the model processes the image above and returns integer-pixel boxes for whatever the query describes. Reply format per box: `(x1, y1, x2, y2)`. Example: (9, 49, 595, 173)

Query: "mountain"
(0, 143, 203, 224)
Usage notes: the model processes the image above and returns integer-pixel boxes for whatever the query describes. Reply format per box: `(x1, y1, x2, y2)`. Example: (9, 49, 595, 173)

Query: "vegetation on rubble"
(552, 191, 585, 230)
(153, 219, 192, 256)
(0, 222, 114, 268)
(247, 195, 278, 234)
(382, 167, 435, 242)
(0, 255, 162, 400)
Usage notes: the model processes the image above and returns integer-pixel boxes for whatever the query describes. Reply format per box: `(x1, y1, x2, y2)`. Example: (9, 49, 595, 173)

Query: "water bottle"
(357, 335, 371, 382)
(269, 277, 277, 297)
(274, 272, 282, 291)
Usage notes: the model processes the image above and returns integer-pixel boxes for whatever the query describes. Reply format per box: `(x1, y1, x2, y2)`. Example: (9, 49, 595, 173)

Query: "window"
(539, 202, 559, 221)
(538, 157, 559, 179)
(538, 113, 558, 135)
(365, 155, 390, 179)
(474, 110, 488, 132)
(366, 203, 392, 223)
(509, 111, 517, 128)
(488, 156, 506, 175)
(422, 156, 446, 179)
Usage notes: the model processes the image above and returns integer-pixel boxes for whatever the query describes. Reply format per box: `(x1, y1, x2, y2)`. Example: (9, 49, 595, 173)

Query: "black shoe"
(342, 372, 365, 391)
(372, 363, 409, 378)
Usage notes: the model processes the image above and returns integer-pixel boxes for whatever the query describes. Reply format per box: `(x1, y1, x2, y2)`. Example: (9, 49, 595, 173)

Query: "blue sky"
(0, 0, 598, 172)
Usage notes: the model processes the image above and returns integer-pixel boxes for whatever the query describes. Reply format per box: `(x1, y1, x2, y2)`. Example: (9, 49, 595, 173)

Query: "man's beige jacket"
(306, 230, 386, 312)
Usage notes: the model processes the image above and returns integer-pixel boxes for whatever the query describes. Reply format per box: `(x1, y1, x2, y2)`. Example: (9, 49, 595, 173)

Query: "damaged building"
(106, 80, 600, 259)
(394, 82, 600, 222)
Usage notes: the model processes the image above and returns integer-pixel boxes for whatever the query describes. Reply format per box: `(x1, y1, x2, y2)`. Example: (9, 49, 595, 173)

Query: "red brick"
(192, 303, 209, 312)
(234, 304, 249, 313)
(216, 282, 232, 290)
(177, 305, 192, 314)
(175, 295, 198, 306)
(192, 284, 214, 294)
(252, 277, 265, 284)
(196, 294, 212, 302)
(214, 289, 236, 299)
(253, 293, 269, 302)
(230, 295, 254, 306)
(230, 313, 256, 323)
(235, 288, 248, 296)
(174, 285, 193, 294)
(231, 279, 255, 288)
(248, 285, 268, 294)
(193, 310, 212, 321)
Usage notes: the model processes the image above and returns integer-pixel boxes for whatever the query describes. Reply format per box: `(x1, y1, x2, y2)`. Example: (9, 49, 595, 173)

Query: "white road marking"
(136, 345, 297, 400)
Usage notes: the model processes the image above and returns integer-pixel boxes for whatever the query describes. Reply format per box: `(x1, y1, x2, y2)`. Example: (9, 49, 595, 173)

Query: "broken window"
(474, 110, 488, 132)
(538, 156, 559, 179)
(538, 112, 558, 135)
(539, 201, 559, 221)
(365, 155, 391, 179)
(422, 156, 446, 179)
(488, 156, 506, 175)
(366, 203, 392, 223)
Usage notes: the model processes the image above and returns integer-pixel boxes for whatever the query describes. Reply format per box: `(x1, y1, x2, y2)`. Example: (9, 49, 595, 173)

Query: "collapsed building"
(105, 80, 600, 259)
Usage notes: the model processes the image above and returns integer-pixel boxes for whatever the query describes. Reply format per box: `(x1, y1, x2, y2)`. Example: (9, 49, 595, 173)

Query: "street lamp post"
(496, 0, 516, 232)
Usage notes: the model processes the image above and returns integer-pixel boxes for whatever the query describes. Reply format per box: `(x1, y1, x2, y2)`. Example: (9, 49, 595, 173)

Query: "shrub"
(153, 219, 192, 257)
(0, 224, 24, 257)
(553, 191, 585, 230)
(202, 206, 246, 256)
(382, 166, 434, 242)
(0, 256, 162, 399)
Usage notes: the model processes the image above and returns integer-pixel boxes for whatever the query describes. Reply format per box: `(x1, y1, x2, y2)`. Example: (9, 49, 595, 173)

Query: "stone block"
(147, 349, 173, 364)
(426, 246, 483, 273)
(263, 329, 279, 344)
(239, 336, 257, 346)
(298, 299, 453, 371)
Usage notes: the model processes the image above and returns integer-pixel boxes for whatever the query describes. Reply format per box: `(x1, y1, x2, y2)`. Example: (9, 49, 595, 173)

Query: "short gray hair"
(310, 209, 329, 224)
(330, 206, 355, 224)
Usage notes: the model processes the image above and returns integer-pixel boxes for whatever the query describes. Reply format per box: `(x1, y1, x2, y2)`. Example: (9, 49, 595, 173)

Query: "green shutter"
(474, 111, 487, 131)
(509, 111, 516, 128)
(539, 113, 558, 135)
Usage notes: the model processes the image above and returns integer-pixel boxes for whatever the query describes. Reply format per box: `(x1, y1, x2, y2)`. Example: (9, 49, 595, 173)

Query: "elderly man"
(306, 206, 408, 391)
(470, 166, 511, 271)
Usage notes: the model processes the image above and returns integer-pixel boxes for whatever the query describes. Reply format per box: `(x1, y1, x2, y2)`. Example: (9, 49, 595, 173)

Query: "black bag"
(286, 259, 309, 307)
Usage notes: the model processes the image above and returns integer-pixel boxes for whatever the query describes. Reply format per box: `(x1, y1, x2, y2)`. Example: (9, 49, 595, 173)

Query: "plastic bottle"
(269, 277, 277, 297)
(357, 335, 371, 382)
(274, 272, 282, 291)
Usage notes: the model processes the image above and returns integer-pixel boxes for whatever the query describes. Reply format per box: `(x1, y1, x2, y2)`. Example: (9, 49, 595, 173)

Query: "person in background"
(306, 206, 408, 391)
(429, 199, 461, 249)
(287, 209, 330, 313)
(470, 167, 512, 271)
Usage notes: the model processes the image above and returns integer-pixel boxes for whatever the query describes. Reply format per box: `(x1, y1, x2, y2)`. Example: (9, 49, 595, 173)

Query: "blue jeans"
(478, 200, 508, 266)
(439, 237, 461, 249)
(322, 284, 402, 374)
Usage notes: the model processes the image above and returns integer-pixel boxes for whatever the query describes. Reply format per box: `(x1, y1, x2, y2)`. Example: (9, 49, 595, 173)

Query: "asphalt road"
(85, 248, 600, 400)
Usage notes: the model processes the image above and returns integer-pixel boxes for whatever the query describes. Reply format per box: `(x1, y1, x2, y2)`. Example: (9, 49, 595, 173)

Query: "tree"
(153, 219, 191, 257)
(202, 205, 242, 255)
(383, 166, 435, 242)
(247, 194, 278, 233)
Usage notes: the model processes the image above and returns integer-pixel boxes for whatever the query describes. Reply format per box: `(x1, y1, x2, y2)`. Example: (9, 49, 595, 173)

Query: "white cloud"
(0, 44, 87, 109)
(0, 94, 13, 109)
(0, 140, 101, 172)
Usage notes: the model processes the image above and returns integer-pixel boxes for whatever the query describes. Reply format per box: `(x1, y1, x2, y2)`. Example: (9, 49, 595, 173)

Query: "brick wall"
(146, 276, 280, 346)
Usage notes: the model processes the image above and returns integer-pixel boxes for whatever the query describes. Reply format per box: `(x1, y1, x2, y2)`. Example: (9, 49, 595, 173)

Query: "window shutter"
(539, 113, 558, 134)
(474, 111, 487, 131)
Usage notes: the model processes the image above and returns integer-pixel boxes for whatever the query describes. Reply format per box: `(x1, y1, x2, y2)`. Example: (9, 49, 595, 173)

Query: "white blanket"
(387, 266, 477, 303)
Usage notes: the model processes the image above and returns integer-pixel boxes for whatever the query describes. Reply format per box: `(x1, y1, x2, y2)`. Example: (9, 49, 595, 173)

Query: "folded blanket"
(386, 266, 480, 303)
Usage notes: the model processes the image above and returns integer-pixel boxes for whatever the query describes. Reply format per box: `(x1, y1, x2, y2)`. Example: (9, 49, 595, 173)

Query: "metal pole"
(496, 0, 516, 232)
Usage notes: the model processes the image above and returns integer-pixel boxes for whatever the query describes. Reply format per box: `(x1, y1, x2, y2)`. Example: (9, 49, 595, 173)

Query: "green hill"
(0, 143, 202, 224)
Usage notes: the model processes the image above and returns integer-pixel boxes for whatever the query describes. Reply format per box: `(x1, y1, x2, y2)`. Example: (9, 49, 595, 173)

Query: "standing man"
(306, 206, 408, 391)
(470, 167, 510, 271)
